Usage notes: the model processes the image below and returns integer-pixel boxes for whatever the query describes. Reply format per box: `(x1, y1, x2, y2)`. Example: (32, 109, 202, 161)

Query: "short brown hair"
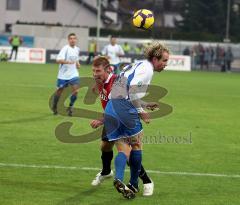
(144, 42, 169, 61)
(68, 33, 76, 38)
(92, 56, 110, 70)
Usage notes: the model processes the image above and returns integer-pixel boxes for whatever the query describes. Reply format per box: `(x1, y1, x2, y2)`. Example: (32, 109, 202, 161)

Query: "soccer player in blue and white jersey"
(102, 36, 125, 74)
(104, 42, 170, 199)
(90, 57, 154, 197)
(52, 33, 81, 116)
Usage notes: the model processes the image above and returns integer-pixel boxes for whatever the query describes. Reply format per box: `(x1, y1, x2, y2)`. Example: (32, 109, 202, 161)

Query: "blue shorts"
(56, 77, 80, 88)
(104, 99, 143, 141)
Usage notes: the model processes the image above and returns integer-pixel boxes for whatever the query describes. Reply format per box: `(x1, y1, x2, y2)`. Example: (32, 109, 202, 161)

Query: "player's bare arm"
(90, 118, 104, 129)
(76, 61, 81, 69)
(56, 59, 75, 64)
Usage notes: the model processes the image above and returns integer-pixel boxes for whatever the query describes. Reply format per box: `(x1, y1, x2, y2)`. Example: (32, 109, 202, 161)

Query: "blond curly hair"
(144, 42, 169, 61)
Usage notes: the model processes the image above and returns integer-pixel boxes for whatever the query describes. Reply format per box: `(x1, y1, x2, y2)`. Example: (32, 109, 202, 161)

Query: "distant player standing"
(52, 33, 80, 116)
(102, 36, 124, 74)
(9, 35, 23, 60)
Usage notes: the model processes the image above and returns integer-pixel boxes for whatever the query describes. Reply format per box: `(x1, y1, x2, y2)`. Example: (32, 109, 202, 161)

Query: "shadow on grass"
(56, 186, 143, 205)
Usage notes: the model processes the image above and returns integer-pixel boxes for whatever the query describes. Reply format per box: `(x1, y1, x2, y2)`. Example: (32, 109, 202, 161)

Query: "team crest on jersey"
(137, 81, 143, 87)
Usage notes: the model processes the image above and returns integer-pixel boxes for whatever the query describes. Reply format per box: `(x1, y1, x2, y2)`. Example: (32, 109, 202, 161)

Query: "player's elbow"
(56, 59, 62, 64)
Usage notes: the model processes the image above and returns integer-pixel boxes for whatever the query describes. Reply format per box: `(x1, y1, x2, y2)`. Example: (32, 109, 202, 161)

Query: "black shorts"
(101, 126, 109, 142)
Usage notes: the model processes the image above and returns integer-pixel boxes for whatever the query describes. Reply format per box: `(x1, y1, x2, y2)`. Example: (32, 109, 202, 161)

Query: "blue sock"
(129, 150, 142, 187)
(69, 94, 77, 107)
(114, 152, 127, 181)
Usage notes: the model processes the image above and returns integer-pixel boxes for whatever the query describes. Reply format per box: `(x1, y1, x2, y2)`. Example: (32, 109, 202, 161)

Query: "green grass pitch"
(0, 62, 239, 205)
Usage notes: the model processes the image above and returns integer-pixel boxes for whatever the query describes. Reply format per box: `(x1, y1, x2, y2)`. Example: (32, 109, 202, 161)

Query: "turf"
(0, 62, 239, 205)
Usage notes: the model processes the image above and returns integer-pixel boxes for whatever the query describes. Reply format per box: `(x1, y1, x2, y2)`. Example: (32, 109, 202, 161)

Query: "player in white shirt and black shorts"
(52, 33, 81, 116)
(102, 36, 125, 74)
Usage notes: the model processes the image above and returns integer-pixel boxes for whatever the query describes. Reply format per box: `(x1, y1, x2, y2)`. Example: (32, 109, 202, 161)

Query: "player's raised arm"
(128, 63, 152, 121)
(101, 45, 107, 56)
(118, 45, 125, 57)
(76, 48, 81, 69)
(56, 59, 75, 64)
(56, 47, 74, 64)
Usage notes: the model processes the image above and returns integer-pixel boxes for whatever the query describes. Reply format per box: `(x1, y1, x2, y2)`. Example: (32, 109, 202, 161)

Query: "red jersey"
(97, 73, 117, 109)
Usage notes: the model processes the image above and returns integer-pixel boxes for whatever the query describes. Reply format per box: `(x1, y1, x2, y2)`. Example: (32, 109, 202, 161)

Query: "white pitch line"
(0, 162, 239, 179)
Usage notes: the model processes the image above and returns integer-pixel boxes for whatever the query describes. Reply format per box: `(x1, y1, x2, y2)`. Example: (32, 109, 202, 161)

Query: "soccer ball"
(132, 9, 154, 29)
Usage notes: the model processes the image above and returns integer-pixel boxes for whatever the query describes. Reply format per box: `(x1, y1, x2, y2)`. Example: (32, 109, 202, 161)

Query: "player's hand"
(92, 83, 99, 94)
(66, 61, 75, 64)
(76, 62, 81, 69)
(90, 119, 104, 128)
(146, 102, 159, 111)
(139, 112, 150, 124)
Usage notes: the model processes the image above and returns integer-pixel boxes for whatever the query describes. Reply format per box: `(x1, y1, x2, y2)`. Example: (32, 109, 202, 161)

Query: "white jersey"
(102, 44, 124, 65)
(56, 45, 80, 80)
(110, 60, 154, 101)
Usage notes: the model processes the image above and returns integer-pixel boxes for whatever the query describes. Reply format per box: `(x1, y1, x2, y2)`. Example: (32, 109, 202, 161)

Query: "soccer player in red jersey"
(90, 56, 154, 196)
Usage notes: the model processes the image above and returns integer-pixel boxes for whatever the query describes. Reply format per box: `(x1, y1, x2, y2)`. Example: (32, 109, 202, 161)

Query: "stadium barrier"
(0, 46, 46, 64)
(46, 50, 191, 71)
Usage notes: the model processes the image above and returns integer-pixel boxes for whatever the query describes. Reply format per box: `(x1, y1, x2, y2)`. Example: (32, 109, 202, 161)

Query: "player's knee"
(72, 90, 78, 96)
(131, 144, 142, 150)
(115, 140, 130, 153)
(123, 146, 131, 158)
(56, 88, 64, 96)
(101, 141, 113, 152)
(130, 133, 143, 150)
(130, 139, 142, 150)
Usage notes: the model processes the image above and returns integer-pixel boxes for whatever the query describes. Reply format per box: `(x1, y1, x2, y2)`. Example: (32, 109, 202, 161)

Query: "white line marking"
(0, 162, 239, 178)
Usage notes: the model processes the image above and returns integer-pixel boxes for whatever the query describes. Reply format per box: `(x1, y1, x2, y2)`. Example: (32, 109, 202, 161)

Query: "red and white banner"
(0, 46, 46, 64)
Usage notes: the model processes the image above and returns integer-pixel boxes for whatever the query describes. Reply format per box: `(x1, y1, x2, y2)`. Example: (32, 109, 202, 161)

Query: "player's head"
(110, 36, 117, 45)
(68, 33, 77, 47)
(144, 42, 169, 72)
(92, 56, 111, 83)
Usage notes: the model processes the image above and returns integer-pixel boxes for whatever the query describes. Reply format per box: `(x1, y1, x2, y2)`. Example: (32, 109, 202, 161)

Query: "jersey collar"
(104, 73, 113, 84)
(146, 60, 154, 71)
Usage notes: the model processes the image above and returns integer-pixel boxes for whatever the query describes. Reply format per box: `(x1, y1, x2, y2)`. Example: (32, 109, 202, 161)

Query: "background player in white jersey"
(104, 42, 170, 199)
(101, 36, 125, 74)
(52, 33, 81, 116)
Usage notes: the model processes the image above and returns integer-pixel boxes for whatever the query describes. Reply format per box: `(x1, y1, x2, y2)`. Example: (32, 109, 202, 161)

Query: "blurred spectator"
(134, 44, 142, 54)
(198, 43, 204, 69)
(204, 48, 211, 69)
(87, 39, 97, 64)
(183, 46, 190, 55)
(122, 42, 131, 54)
(0, 50, 8, 61)
(191, 45, 198, 69)
(209, 46, 215, 64)
(215, 44, 221, 66)
(9, 35, 23, 60)
(219, 48, 225, 72)
(225, 47, 234, 72)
